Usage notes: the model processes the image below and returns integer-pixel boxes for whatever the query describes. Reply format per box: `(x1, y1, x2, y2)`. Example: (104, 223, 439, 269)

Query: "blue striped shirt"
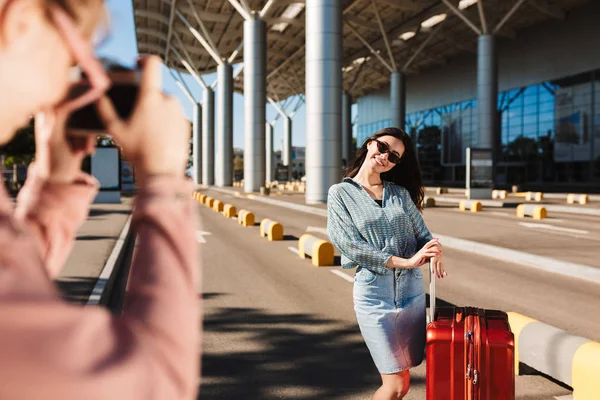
(326, 177, 432, 274)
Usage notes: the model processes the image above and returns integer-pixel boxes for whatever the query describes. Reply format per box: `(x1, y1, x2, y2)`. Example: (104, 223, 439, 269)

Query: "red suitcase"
(425, 261, 515, 400)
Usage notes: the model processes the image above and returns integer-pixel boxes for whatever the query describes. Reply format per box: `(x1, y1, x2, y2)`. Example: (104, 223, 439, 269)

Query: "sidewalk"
(56, 198, 133, 304)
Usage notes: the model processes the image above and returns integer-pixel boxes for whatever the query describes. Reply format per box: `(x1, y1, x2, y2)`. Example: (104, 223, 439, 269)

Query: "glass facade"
(355, 69, 600, 187)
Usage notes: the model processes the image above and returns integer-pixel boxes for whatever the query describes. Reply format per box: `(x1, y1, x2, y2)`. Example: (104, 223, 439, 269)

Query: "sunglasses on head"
(373, 139, 402, 164)
(48, 4, 110, 113)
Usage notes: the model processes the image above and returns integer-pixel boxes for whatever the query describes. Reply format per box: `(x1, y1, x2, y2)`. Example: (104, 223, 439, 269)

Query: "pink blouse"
(0, 170, 201, 399)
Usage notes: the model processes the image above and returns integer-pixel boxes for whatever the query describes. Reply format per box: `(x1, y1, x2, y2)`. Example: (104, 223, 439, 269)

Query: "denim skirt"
(353, 266, 426, 374)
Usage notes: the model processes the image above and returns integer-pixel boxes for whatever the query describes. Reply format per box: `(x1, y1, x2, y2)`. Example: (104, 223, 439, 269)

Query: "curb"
(434, 234, 600, 284)
(508, 312, 600, 399)
(86, 216, 134, 307)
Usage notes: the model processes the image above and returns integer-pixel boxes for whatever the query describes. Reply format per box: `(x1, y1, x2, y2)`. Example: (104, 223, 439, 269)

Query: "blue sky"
(96, 0, 358, 151)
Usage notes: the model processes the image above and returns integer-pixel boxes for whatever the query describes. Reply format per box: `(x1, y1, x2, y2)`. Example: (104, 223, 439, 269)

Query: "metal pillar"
(305, 0, 342, 204)
(473, 34, 497, 198)
(390, 71, 406, 131)
(478, 35, 497, 150)
(283, 116, 292, 181)
(216, 62, 233, 187)
(192, 102, 202, 185)
(342, 92, 353, 166)
(265, 123, 273, 182)
(244, 17, 266, 193)
(202, 88, 215, 185)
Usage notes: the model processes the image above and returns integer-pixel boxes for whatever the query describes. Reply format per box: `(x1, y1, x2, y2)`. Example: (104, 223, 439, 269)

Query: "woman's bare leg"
(371, 369, 410, 400)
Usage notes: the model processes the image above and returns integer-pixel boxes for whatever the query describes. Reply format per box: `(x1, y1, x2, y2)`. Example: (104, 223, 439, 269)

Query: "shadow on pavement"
(89, 208, 131, 218)
(56, 277, 97, 305)
(283, 235, 299, 241)
(198, 305, 426, 399)
(76, 235, 119, 241)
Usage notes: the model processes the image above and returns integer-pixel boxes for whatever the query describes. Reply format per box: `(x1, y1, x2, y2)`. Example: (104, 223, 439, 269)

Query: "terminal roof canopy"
(133, 0, 590, 100)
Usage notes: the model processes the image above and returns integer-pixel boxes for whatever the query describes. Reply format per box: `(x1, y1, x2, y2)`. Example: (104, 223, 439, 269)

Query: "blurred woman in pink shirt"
(0, 0, 200, 398)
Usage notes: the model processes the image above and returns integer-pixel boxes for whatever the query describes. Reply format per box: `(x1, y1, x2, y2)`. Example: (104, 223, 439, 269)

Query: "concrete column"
(390, 71, 406, 131)
(477, 35, 497, 151)
(342, 92, 353, 166)
(192, 102, 202, 185)
(216, 62, 233, 187)
(202, 88, 215, 185)
(265, 123, 273, 182)
(244, 17, 266, 193)
(305, 0, 342, 204)
(283, 116, 292, 181)
(474, 34, 498, 198)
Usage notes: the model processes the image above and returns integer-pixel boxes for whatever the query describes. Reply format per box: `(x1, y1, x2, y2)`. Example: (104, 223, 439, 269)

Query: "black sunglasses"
(373, 139, 402, 164)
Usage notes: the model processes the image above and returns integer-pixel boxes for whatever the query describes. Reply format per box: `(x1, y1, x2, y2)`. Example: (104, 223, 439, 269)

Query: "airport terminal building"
(133, 0, 599, 203)
(355, 0, 600, 191)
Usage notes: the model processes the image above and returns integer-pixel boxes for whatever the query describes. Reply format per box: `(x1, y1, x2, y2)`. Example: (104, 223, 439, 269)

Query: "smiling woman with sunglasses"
(0, 1, 199, 399)
(327, 127, 446, 400)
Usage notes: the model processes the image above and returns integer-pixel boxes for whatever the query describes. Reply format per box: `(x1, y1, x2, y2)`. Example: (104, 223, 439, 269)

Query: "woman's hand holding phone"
(95, 56, 189, 184)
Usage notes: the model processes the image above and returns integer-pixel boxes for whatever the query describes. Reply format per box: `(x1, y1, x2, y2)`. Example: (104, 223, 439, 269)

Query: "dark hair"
(343, 127, 426, 211)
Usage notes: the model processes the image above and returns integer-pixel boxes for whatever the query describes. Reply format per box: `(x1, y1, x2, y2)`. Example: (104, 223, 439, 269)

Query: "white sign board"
(91, 147, 120, 190)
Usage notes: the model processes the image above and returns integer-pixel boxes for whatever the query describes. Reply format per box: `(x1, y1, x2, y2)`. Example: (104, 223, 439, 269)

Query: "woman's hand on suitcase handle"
(429, 238, 446, 279)
(396, 239, 442, 270)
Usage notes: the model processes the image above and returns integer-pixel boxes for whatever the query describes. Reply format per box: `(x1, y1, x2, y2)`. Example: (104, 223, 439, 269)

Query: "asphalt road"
(195, 188, 597, 399)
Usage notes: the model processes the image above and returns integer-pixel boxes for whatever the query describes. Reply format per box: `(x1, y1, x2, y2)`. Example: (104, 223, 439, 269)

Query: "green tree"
(233, 156, 244, 172)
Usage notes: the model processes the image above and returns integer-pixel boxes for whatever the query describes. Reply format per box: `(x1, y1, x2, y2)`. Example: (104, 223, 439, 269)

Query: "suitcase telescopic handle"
(428, 258, 436, 323)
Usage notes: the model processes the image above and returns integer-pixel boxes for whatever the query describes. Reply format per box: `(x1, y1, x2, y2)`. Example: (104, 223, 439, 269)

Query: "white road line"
(87, 216, 132, 306)
(196, 231, 212, 243)
(490, 211, 509, 217)
(518, 222, 589, 235)
(288, 246, 300, 255)
(208, 186, 600, 284)
(554, 395, 573, 400)
(331, 269, 354, 283)
(306, 226, 328, 235)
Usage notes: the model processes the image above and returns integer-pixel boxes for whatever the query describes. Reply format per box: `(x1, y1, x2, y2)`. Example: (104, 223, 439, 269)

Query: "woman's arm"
(0, 176, 200, 400)
(327, 186, 393, 274)
(14, 164, 99, 279)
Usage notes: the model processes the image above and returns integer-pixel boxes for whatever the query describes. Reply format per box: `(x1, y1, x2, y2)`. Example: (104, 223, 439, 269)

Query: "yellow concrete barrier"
(238, 209, 255, 227)
(436, 187, 448, 195)
(567, 194, 589, 205)
(573, 341, 600, 400)
(206, 197, 215, 208)
(459, 200, 482, 212)
(525, 191, 544, 202)
(507, 312, 538, 374)
(508, 312, 600, 399)
(298, 234, 334, 267)
(260, 219, 284, 241)
(516, 204, 547, 220)
(213, 200, 224, 212)
(200, 194, 207, 204)
(424, 197, 436, 208)
(492, 189, 507, 200)
(223, 204, 237, 218)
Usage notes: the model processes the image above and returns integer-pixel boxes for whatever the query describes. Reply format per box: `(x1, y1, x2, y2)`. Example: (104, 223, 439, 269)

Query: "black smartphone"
(66, 60, 140, 135)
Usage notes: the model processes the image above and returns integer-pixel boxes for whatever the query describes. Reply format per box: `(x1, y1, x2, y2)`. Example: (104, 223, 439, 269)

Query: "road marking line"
(196, 231, 212, 243)
(490, 211, 508, 217)
(331, 269, 354, 283)
(288, 246, 300, 255)
(306, 226, 328, 235)
(518, 222, 589, 235)
(87, 216, 132, 306)
(554, 396, 573, 400)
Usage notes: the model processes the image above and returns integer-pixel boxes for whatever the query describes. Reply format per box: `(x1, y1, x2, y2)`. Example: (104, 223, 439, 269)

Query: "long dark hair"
(343, 127, 425, 211)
